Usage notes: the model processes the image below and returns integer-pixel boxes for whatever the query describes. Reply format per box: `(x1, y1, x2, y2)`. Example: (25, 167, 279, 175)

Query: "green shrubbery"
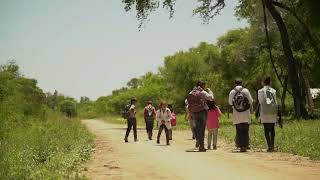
(60, 100, 77, 118)
(0, 62, 94, 179)
(0, 112, 94, 179)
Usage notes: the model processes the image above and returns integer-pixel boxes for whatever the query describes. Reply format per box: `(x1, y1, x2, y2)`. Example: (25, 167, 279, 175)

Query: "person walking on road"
(156, 102, 172, 146)
(185, 99, 196, 140)
(258, 77, 278, 152)
(228, 78, 253, 152)
(144, 101, 156, 140)
(187, 81, 214, 152)
(206, 100, 221, 150)
(168, 104, 176, 140)
(124, 98, 138, 143)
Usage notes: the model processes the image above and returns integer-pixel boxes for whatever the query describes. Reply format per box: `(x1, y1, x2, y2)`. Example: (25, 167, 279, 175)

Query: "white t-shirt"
(156, 108, 172, 129)
(228, 86, 253, 124)
(258, 86, 277, 123)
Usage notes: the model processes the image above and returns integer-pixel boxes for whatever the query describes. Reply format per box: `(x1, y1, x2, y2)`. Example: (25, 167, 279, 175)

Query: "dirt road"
(82, 119, 320, 180)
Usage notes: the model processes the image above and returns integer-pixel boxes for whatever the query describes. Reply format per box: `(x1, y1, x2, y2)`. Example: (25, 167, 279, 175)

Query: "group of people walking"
(124, 76, 278, 153)
(124, 99, 176, 146)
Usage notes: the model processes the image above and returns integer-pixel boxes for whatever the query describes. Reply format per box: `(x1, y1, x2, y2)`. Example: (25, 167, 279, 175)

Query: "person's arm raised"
(202, 88, 214, 101)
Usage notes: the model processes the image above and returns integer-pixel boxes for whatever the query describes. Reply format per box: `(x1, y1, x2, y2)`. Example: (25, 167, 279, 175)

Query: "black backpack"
(232, 88, 250, 112)
(121, 104, 131, 119)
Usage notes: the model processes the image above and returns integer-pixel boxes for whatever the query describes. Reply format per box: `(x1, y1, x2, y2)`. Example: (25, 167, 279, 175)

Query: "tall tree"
(122, 0, 319, 118)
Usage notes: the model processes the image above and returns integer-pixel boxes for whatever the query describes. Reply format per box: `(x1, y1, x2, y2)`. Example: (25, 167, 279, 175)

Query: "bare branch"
(193, 0, 226, 23)
(261, 0, 292, 95)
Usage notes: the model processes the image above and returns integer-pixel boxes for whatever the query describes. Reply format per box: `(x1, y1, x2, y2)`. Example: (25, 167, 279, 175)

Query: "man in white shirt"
(258, 77, 277, 152)
(228, 78, 253, 152)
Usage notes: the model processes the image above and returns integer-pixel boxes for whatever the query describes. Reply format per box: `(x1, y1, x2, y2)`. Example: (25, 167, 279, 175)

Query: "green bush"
(60, 100, 77, 118)
(0, 62, 94, 179)
(0, 112, 94, 179)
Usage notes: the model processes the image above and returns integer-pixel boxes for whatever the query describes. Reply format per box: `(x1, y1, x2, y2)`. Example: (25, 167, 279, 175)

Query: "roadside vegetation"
(0, 62, 94, 179)
(2, 0, 320, 178)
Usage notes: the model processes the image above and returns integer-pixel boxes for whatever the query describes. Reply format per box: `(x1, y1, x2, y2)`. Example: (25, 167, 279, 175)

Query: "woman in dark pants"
(258, 77, 278, 152)
(144, 101, 156, 140)
(124, 99, 138, 142)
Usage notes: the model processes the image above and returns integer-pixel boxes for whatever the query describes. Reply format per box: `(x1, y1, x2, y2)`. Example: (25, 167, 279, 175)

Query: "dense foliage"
(122, 0, 320, 118)
(75, 1, 320, 119)
(0, 62, 94, 179)
(80, 26, 319, 116)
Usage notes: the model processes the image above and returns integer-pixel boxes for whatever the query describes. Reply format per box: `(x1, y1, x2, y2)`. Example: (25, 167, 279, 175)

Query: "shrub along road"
(82, 119, 320, 180)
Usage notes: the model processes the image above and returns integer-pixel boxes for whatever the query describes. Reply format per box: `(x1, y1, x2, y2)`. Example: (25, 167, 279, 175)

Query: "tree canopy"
(121, 0, 320, 118)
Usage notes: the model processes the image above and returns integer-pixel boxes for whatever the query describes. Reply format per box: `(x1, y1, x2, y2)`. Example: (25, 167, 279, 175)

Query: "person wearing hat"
(228, 78, 253, 152)
(124, 98, 138, 142)
(143, 100, 156, 140)
(187, 80, 214, 152)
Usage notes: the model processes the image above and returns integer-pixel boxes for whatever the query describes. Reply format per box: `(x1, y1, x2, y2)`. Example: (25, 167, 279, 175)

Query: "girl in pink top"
(206, 101, 222, 150)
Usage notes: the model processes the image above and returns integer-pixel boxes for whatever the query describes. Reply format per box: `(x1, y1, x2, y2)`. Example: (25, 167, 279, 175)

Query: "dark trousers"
(145, 120, 154, 138)
(263, 123, 275, 149)
(235, 125, 250, 148)
(235, 123, 249, 148)
(168, 128, 172, 140)
(125, 117, 137, 139)
(157, 124, 169, 144)
(193, 126, 197, 140)
(193, 110, 207, 147)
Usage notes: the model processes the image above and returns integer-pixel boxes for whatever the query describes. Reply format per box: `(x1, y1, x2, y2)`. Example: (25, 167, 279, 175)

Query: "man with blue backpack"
(258, 77, 278, 152)
(228, 78, 253, 152)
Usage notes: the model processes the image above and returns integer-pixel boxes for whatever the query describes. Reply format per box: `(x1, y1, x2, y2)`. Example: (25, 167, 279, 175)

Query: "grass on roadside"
(0, 112, 95, 179)
(219, 115, 320, 160)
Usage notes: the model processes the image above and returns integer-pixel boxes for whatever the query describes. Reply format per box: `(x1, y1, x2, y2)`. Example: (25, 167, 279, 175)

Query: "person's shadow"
(155, 144, 169, 146)
(185, 148, 204, 152)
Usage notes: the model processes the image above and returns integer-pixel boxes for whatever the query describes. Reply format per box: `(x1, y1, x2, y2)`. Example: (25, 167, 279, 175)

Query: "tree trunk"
(263, 0, 304, 118)
(281, 75, 288, 115)
(261, 0, 285, 88)
(298, 63, 309, 119)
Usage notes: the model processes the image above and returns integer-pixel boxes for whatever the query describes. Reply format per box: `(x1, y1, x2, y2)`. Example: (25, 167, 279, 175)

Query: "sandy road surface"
(82, 119, 320, 180)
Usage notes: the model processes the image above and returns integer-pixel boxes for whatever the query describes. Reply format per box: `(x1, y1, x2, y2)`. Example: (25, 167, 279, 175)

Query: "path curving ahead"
(82, 119, 320, 180)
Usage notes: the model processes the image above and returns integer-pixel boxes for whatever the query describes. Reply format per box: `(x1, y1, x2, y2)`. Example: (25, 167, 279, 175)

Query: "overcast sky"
(0, 0, 247, 100)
